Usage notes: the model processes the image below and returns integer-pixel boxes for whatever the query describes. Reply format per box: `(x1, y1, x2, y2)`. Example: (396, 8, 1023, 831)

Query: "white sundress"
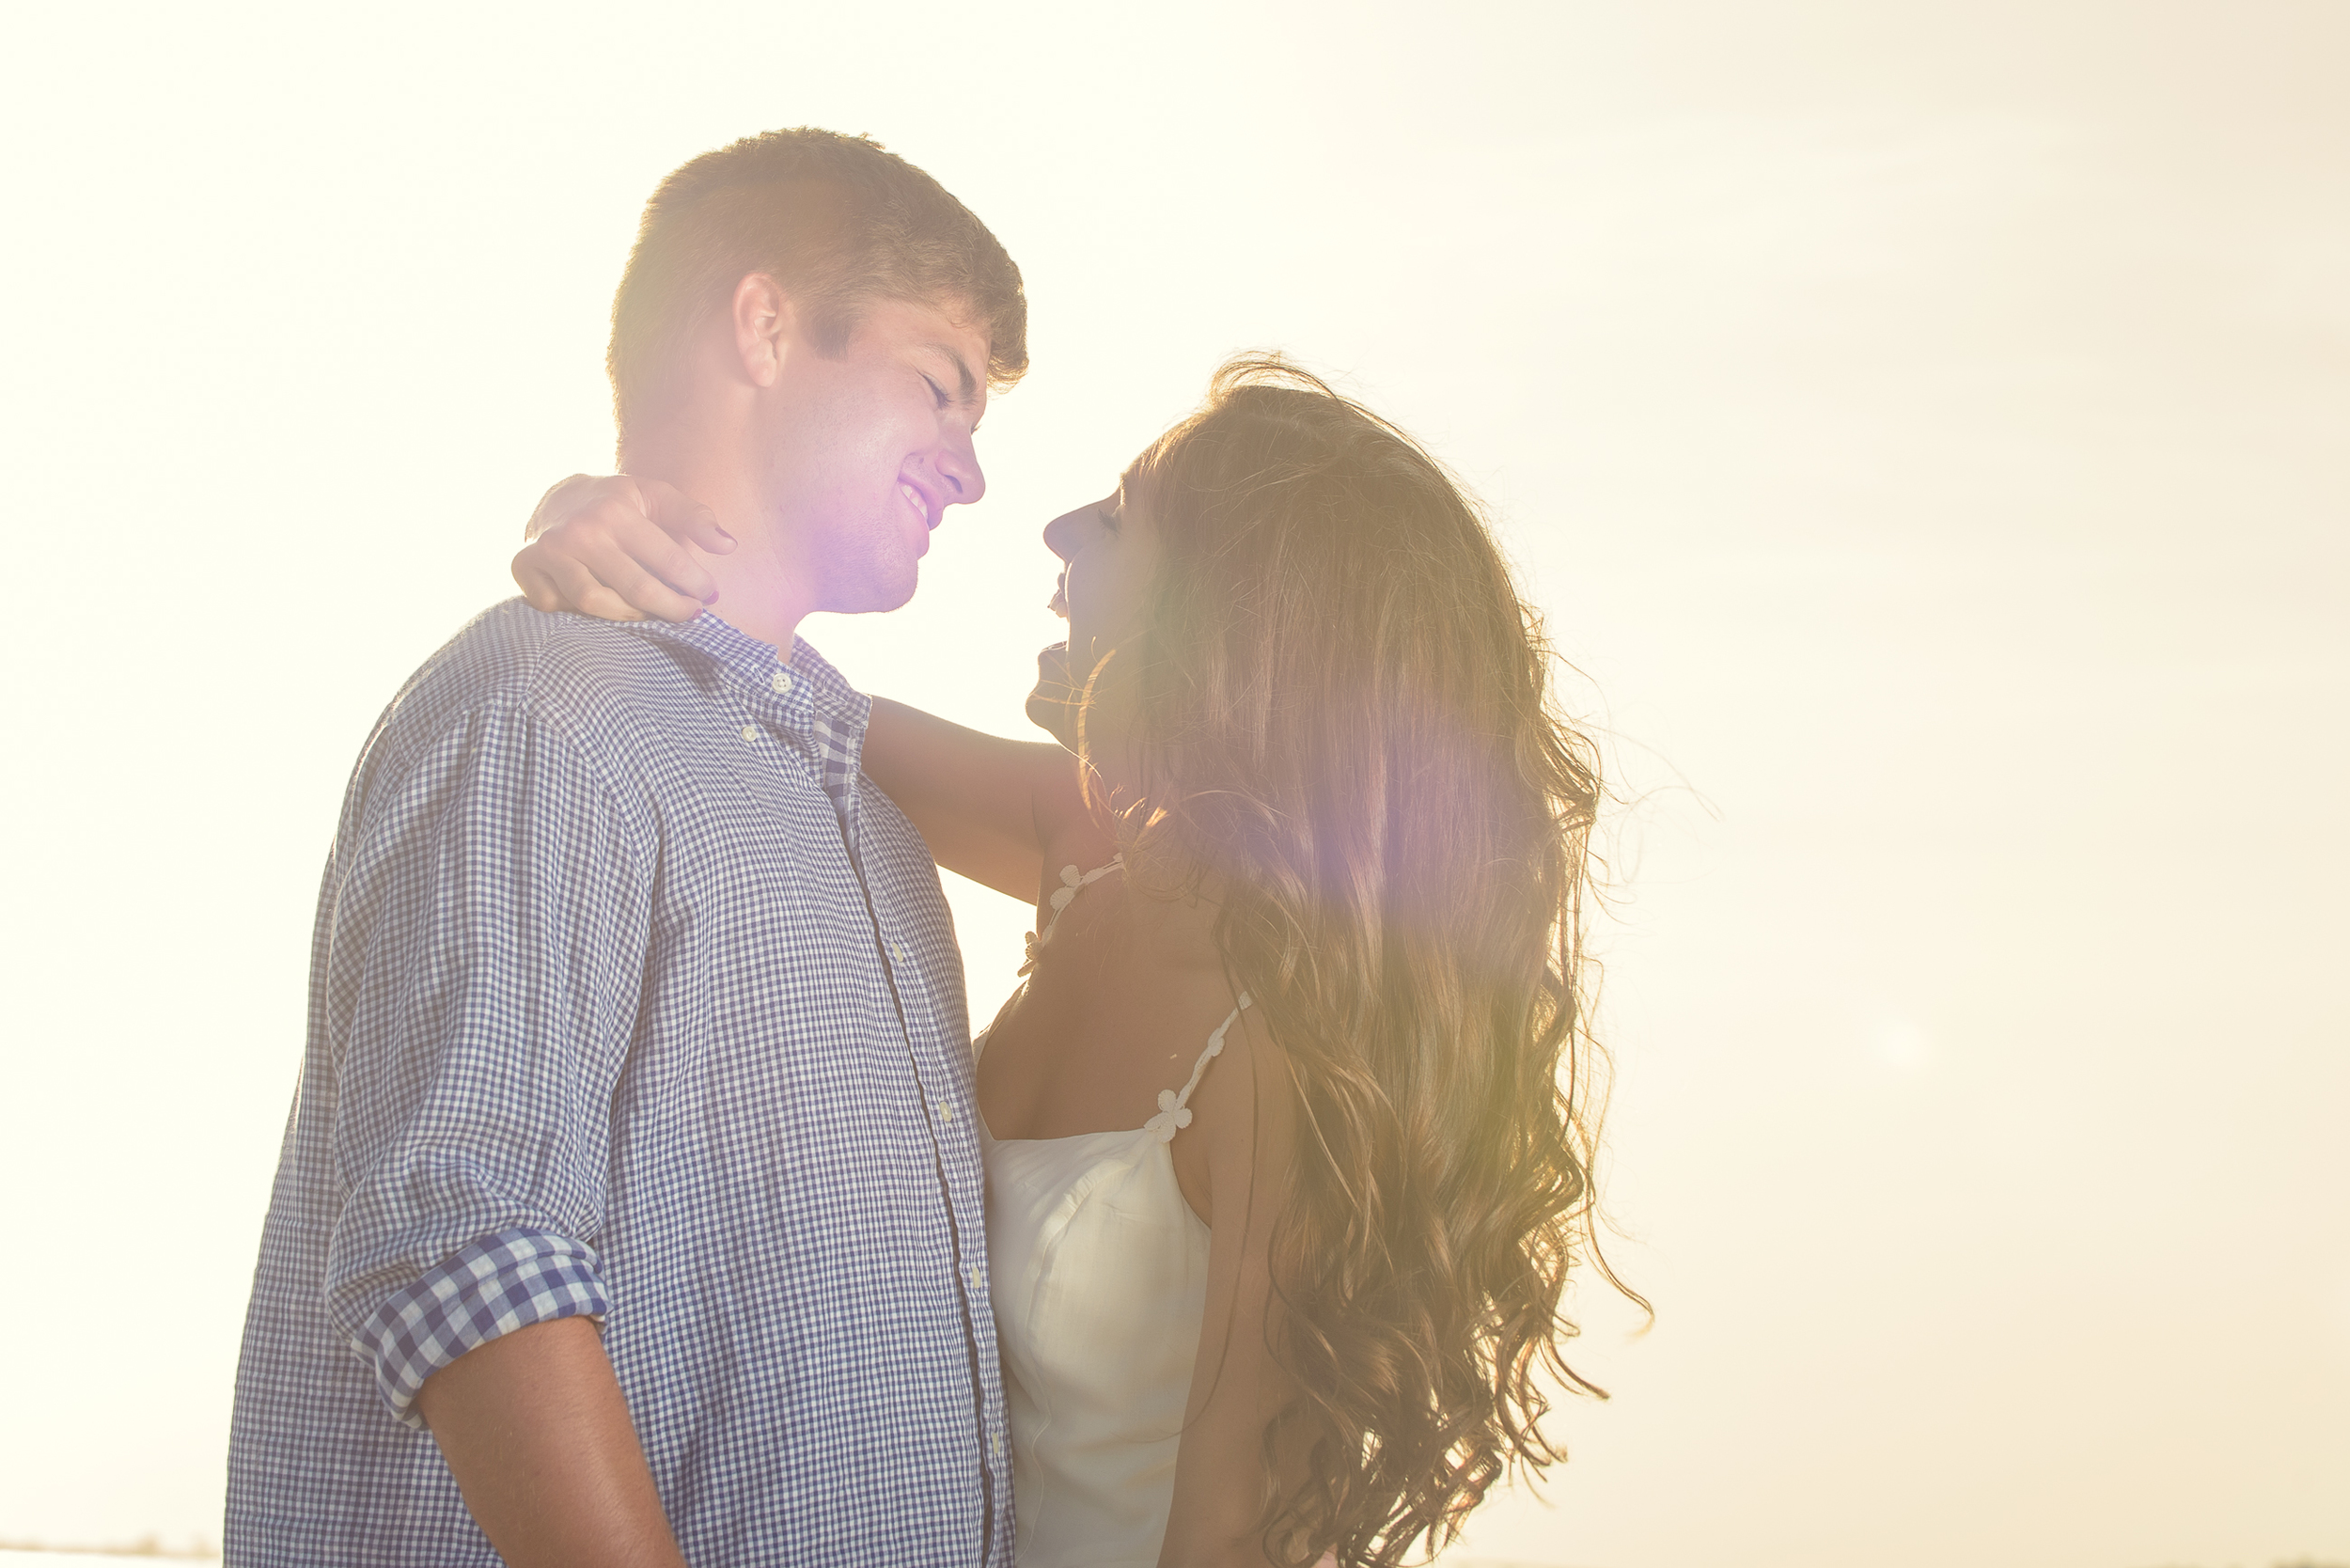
(976, 857, 1250, 1567)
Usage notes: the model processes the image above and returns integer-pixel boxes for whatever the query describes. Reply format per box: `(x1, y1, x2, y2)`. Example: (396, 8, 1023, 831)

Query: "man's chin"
(831, 563, 920, 616)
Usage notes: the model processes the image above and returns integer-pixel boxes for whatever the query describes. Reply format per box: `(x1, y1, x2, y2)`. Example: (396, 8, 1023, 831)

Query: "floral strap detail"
(1143, 993, 1254, 1143)
(1016, 855, 1123, 976)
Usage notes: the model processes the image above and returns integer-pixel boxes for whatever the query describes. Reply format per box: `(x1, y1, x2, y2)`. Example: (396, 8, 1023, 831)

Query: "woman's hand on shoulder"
(512, 475, 733, 624)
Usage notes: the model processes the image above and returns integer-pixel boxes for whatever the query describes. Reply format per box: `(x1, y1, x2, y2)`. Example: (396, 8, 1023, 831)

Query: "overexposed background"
(3, 3, 2344, 1565)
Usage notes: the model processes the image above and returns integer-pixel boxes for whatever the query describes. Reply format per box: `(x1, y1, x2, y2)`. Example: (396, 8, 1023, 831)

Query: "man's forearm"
(415, 1316, 688, 1568)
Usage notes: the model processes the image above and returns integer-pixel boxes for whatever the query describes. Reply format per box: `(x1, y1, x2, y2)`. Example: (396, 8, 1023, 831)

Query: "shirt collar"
(618, 612, 871, 736)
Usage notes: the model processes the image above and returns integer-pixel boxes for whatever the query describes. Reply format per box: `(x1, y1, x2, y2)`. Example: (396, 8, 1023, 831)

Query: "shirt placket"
(737, 651, 1009, 1555)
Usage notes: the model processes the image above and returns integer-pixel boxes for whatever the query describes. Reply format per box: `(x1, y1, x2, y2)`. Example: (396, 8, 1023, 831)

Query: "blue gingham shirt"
(226, 600, 1010, 1566)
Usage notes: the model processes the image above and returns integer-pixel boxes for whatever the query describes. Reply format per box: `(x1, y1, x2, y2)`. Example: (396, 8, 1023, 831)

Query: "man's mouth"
(899, 479, 939, 531)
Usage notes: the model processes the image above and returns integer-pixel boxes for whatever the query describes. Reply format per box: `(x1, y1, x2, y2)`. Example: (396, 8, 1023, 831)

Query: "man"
(226, 128, 1026, 1567)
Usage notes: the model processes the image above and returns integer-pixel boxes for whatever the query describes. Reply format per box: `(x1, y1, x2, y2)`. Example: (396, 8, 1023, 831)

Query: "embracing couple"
(225, 128, 1622, 1568)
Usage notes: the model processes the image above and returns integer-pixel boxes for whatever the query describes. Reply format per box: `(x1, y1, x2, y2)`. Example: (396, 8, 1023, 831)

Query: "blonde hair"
(1105, 356, 1637, 1565)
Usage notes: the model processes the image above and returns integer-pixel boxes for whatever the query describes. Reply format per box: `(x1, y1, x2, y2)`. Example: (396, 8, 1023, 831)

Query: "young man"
(225, 129, 1026, 1567)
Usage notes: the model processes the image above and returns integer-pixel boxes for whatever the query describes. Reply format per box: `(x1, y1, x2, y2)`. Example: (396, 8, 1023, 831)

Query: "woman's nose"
(1042, 505, 1088, 563)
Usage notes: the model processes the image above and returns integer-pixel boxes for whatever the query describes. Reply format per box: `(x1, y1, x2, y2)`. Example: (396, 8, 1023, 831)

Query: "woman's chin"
(1026, 687, 1079, 752)
(1028, 643, 1080, 749)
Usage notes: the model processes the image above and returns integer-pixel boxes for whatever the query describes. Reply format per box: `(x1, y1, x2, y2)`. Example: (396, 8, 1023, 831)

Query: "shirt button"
(989, 1431, 1003, 1459)
(771, 668, 792, 695)
(935, 1101, 955, 1123)
(739, 723, 758, 742)
(891, 942, 904, 962)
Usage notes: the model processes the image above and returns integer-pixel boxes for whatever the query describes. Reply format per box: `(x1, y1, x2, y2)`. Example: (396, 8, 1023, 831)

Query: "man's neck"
(619, 424, 811, 654)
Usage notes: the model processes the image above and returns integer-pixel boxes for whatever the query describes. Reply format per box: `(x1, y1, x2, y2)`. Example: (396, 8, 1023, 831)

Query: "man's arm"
(416, 1319, 686, 1568)
(319, 690, 664, 1547)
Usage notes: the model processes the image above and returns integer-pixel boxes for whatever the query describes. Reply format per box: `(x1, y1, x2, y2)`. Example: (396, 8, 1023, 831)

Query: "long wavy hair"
(1089, 355, 1636, 1566)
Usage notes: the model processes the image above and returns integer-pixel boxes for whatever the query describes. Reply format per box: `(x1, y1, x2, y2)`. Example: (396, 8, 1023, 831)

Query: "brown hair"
(606, 127, 1027, 436)
(1105, 356, 1637, 1566)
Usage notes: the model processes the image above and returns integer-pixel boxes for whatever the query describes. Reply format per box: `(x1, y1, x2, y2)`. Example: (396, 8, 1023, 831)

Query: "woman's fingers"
(514, 543, 649, 621)
(573, 582, 655, 624)
(512, 548, 566, 614)
(514, 472, 729, 621)
(605, 518, 720, 607)
(524, 474, 604, 541)
(638, 478, 735, 555)
(569, 531, 706, 622)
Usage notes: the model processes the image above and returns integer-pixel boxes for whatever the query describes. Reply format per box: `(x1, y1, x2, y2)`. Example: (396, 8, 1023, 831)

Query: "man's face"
(749, 293, 991, 615)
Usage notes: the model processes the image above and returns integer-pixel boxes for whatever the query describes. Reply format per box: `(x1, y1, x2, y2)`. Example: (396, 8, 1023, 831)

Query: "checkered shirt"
(225, 600, 1010, 1566)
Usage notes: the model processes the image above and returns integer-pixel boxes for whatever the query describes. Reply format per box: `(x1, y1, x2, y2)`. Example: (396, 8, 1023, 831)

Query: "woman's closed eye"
(922, 374, 949, 411)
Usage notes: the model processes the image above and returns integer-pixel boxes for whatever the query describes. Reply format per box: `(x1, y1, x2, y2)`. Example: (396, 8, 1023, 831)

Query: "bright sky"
(3, 3, 2343, 1565)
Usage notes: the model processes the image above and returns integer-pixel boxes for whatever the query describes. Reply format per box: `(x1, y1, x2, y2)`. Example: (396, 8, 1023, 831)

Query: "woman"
(513, 355, 1631, 1567)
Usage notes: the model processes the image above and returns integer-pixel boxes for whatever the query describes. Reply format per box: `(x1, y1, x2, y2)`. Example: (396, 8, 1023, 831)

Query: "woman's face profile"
(1026, 472, 1159, 752)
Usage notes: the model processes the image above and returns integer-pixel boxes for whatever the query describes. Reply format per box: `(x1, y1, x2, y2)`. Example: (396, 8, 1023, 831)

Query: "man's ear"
(731, 273, 795, 388)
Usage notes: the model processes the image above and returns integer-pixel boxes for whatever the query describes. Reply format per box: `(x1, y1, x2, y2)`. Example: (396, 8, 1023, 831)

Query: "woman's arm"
(1159, 1010, 1309, 1568)
(509, 476, 1088, 900)
(864, 698, 1081, 902)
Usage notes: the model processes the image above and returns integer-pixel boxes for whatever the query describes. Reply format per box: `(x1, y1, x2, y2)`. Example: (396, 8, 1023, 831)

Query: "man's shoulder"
(356, 601, 717, 783)
(397, 600, 706, 723)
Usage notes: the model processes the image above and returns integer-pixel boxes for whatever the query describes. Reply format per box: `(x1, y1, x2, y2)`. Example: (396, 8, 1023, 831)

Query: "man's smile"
(899, 477, 941, 531)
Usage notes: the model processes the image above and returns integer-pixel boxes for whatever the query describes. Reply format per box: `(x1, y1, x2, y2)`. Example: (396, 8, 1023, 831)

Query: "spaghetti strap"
(1018, 855, 1123, 976)
(999, 855, 1248, 1145)
(1143, 993, 1253, 1142)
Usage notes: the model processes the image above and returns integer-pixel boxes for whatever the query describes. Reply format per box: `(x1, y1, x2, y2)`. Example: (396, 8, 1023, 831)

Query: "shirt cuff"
(352, 1226, 609, 1430)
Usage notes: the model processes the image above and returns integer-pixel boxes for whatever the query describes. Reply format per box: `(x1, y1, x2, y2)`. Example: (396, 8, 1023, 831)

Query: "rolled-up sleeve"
(313, 691, 651, 1426)
(354, 1227, 609, 1426)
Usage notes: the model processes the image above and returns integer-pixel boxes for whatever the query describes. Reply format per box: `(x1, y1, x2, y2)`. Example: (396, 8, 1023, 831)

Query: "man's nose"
(936, 425, 986, 509)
